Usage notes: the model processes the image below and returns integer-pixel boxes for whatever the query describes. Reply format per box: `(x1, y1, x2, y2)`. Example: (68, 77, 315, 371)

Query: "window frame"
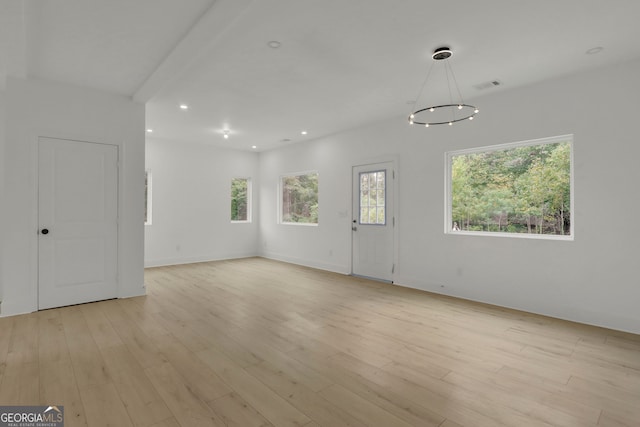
(358, 169, 387, 226)
(279, 170, 319, 226)
(230, 177, 252, 223)
(445, 134, 574, 240)
(144, 170, 152, 225)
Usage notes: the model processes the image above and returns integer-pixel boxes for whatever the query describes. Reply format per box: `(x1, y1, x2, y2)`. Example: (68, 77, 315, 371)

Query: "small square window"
(231, 177, 251, 222)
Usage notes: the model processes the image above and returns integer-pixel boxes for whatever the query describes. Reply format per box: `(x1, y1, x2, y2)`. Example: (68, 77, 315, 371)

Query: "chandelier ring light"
(408, 47, 478, 127)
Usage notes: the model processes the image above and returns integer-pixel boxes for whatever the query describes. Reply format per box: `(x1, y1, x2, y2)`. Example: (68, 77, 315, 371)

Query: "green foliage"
(231, 178, 248, 221)
(359, 171, 386, 224)
(451, 142, 571, 235)
(282, 173, 318, 223)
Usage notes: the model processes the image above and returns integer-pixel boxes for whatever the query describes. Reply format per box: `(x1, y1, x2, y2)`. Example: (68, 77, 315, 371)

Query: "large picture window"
(280, 172, 318, 224)
(231, 177, 251, 222)
(446, 135, 573, 239)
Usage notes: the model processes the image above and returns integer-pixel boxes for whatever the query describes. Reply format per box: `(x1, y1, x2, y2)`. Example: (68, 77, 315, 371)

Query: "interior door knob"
(41, 228, 49, 235)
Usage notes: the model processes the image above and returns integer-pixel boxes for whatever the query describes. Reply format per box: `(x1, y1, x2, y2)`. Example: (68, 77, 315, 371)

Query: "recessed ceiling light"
(301, 131, 308, 135)
(267, 41, 281, 49)
(222, 130, 230, 139)
(179, 104, 189, 110)
(146, 129, 153, 133)
(252, 145, 257, 149)
(586, 46, 604, 55)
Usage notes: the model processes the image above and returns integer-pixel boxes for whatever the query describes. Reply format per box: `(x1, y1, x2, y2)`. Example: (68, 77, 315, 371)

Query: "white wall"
(144, 138, 259, 267)
(0, 90, 5, 310)
(1, 77, 145, 316)
(258, 58, 640, 334)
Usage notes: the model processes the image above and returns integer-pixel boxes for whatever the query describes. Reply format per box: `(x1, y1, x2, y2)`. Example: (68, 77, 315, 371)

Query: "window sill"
(447, 230, 573, 241)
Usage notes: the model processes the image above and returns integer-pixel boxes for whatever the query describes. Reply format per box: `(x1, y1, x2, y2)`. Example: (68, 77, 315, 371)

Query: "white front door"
(352, 162, 394, 282)
(38, 137, 119, 310)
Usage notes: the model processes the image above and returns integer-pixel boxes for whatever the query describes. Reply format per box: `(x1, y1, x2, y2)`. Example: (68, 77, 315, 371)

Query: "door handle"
(41, 228, 49, 235)
(352, 220, 357, 231)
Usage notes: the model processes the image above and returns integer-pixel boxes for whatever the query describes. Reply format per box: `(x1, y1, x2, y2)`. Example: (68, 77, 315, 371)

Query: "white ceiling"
(3, 0, 640, 151)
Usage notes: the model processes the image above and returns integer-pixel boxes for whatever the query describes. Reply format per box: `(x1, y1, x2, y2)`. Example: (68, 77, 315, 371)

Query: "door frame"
(350, 156, 399, 282)
(29, 131, 123, 312)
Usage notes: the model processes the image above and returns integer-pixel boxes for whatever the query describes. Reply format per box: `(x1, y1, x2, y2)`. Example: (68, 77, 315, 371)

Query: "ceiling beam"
(133, 0, 255, 104)
(0, 0, 32, 89)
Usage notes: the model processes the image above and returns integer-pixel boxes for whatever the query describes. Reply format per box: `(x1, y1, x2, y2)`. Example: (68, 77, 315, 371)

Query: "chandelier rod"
(410, 59, 436, 114)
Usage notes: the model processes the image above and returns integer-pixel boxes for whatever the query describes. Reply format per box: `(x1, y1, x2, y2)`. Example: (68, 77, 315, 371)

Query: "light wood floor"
(1, 258, 639, 427)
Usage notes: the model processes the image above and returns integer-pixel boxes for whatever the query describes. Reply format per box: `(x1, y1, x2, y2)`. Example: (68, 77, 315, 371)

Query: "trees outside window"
(359, 170, 386, 225)
(447, 135, 572, 238)
(231, 178, 251, 222)
(281, 172, 318, 224)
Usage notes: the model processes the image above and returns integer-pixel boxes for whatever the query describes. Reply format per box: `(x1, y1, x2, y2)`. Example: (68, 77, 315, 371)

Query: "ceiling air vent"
(473, 80, 501, 90)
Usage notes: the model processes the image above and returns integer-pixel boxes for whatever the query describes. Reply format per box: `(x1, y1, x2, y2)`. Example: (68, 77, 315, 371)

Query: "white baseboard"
(144, 252, 259, 268)
(259, 251, 349, 275)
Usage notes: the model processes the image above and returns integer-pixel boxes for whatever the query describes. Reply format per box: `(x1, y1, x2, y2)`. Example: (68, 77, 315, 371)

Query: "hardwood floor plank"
(148, 418, 181, 427)
(60, 306, 111, 387)
(326, 351, 508, 427)
(116, 297, 172, 338)
(100, 302, 168, 369)
(39, 358, 88, 427)
(148, 334, 231, 402)
(196, 346, 310, 427)
(99, 344, 173, 427)
(318, 384, 414, 427)
(225, 329, 332, 392)
(565, 375, 640, 422)
(80, 301, 124, 349)
(186, 318, 264, 368)
(207, 392, 275, 427)
(1, 258, 638, 427)
(244, 358, 368, 427)
(6, 312, 38, 365)
(150, 310, 212, 353)
(144, 361, 226, 427)
(79, 382, 134, 427)
(38, 310, 69, 363)
(604, 334, 640, 350)
(0, 362, 39, 405)
(492, 365, 602, 424)
(597, 410, 637, 427)
(0, 316, 14, 376)
(288, 345, 445, 427)
(441, 370, 599, 426)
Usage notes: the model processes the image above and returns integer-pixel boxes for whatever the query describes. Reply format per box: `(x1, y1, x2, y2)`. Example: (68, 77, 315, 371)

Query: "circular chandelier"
(408, 47, 478, 127)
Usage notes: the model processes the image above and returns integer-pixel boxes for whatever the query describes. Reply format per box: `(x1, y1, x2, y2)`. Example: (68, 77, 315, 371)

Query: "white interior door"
(352, 162, 394, 281)
(38, 137, 118, 310)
